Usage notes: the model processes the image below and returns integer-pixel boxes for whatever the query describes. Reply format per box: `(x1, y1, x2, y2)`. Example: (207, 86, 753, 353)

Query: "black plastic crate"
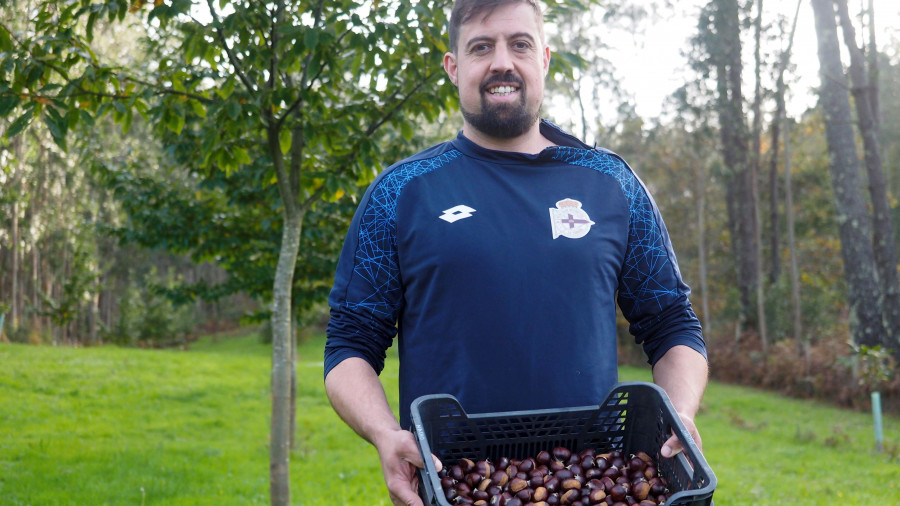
(410, 381, 715, 505)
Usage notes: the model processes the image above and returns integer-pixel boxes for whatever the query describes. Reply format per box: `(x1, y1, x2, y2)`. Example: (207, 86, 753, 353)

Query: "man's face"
(443, 2, 551, 140)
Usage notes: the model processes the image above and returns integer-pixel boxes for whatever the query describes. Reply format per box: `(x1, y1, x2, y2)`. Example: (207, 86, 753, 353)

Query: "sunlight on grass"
(1, 333, 898, 504)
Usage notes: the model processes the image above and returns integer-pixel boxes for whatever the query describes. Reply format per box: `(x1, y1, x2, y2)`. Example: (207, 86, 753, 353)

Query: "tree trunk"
(696, 164, 711, 333)
(290, 315, 297, 450)
(866, 0, 880, 134)
(269, 207, 302, 506)
(835, 0, 900, 359)
(751, 0, 767, 353)
(11, 135, 23, 334)
(713, 0, 757, 332)
(810, 0, 885, 348)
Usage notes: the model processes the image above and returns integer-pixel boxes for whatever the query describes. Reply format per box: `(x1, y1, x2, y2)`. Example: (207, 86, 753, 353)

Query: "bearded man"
(323, 1, 709, 504)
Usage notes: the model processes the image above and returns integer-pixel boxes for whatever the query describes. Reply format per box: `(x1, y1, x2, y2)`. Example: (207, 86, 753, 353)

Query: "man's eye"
(473, 44, 491, 52)
(513, 41, 531, 50)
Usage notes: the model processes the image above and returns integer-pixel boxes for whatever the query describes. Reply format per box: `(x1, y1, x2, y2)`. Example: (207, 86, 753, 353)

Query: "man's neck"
(462, 123, 556, 154)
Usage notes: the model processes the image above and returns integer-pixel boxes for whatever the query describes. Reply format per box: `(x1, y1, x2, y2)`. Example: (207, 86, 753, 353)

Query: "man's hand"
(652, 345, 708, 459)
(661, 411, 702, 458)
(375, 428, 443, 506)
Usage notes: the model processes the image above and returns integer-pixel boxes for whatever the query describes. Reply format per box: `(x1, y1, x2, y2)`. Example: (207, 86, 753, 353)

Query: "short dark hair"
(448, 0, 545, 53)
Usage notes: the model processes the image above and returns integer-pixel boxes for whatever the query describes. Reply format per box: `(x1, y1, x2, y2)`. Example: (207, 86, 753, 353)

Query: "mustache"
(481, 72, 525, 90)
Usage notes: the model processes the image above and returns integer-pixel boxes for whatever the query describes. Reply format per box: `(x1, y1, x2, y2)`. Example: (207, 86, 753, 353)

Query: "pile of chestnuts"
(437, 447, 671, 506)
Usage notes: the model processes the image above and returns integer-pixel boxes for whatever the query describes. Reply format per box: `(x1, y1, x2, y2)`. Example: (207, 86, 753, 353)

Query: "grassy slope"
(0, 332, 897, 505)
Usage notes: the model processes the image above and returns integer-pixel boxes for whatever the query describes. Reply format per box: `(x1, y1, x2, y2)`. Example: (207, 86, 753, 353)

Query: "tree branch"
(205, 0, 255, 95)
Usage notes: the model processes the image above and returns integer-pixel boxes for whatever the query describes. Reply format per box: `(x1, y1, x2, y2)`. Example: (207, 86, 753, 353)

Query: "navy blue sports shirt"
(324, 120, 706, 428)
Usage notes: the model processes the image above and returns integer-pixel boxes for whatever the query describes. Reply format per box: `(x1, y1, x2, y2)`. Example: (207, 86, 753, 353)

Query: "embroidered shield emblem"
(549, 198, 595, 239)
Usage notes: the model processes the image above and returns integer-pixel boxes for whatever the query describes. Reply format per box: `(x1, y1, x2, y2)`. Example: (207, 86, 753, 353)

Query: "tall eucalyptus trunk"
(710, 0, 758, 334)
(835, 0, 900, 359)
(810, 0, 885, 349)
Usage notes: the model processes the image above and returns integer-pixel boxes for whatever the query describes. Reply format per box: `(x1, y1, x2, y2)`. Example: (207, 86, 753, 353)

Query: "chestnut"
(581, 455, 595, 469)
(600, 476, 616, 492)
(584, 467, 603, 480)
(601, 467, 620, 480)
(560, 488, 581, 504)
(552, 447, 572, 462)
(561, 478, 583, 491)
(587, 488, 607, 505)
(609, 484, 627, 502)
(460, 458, 475, 472)
(544, 476, 560, 493)
(474, 460, 493, 477)
(632, 481, 650, 501)
(536, 450, 552, 465)
(519, 458, 536, 473)
(628, 456, 645, 473)
(491, 470, 509, 488)
(533, 486, 549, 502)
(515, 487, 533, 502)
(555, 469, 574, 481)
(506, 498, 523, 506)
(466, 472, 483, 488)
(509, 477, 529, 493)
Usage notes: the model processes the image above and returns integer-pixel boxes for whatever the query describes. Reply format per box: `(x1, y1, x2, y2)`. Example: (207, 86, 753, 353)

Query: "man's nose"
(489, 45, 514, 73)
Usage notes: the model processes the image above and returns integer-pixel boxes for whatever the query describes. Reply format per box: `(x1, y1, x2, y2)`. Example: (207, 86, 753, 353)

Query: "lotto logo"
(439, 205, 476, 223)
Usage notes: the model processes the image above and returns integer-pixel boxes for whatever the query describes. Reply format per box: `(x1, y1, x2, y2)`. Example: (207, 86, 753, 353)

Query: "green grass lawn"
(1, 331, 898, 505)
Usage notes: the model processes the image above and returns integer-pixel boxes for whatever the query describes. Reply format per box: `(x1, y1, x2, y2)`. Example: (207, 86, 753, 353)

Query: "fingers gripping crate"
(410, 381, 716, 506)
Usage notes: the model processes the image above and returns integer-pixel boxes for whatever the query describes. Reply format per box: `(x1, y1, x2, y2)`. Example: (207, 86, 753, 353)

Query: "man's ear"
(542, 45, 551, 77)
(443, 52, 459, 86)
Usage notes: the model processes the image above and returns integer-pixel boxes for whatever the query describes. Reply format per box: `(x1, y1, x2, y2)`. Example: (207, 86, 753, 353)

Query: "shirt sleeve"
(323, 174, 403, 378)
(614, 167, 707, 365)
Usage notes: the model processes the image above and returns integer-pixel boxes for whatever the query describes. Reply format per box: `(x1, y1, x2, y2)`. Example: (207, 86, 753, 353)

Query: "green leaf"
(190, 99, 207, 118)
(0, 25, 12, 51)
(0, 93, 20, 117)
(233, 146, 252, 165)
(279, 128, 291, 155)
(6, 109, 33, 139)
(226, 99, 240, 119)
(165, 108, 185, 135)
(400, 120, 413, 141)
(304, 28, 319, 52)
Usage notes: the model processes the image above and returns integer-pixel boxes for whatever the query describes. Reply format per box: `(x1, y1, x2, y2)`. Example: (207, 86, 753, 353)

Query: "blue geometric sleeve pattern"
(552, 147, 682, 316)
(346, 150, 463, 318)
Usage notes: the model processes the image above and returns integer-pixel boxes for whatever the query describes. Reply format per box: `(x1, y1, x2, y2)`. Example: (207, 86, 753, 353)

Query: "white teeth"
(489, 86, 516, 96)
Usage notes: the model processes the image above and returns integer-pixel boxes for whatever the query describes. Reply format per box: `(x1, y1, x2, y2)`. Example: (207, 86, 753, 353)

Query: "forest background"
(1, 0, 900, 503)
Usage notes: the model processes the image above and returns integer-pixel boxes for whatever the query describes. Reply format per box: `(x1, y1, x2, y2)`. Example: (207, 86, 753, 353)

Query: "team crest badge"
(549, 198, 595, 239)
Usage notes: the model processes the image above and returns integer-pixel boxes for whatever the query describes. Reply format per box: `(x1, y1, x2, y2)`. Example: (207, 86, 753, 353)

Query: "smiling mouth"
(487, 85, 519, 96)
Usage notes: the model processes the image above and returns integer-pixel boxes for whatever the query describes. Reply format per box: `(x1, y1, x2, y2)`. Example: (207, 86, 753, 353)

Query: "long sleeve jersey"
(324, 120, 705, 428)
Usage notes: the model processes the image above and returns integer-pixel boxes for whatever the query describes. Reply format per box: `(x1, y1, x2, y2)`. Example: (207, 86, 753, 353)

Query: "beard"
(460, 73, 541, 139)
